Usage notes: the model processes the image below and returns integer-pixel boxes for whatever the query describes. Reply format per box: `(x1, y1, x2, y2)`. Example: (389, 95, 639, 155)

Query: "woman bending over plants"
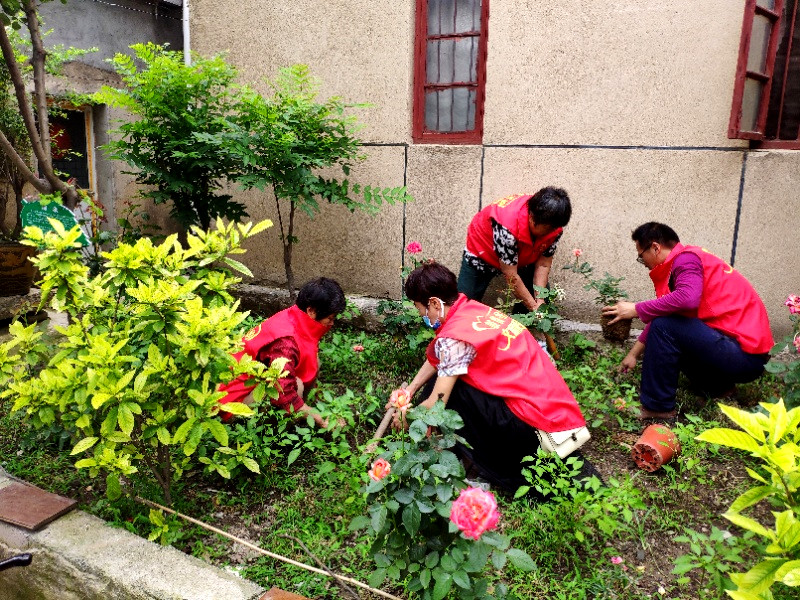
(389, 262, 596, 492)
(218, 277, 345, 428)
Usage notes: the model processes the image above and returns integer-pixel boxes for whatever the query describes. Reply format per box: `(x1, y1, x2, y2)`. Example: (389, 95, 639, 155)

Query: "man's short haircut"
(527, 186, 572, 228)
(631, 222, 680, 249)
(404, 262, 460, 305)
(296, 277, 346, 320)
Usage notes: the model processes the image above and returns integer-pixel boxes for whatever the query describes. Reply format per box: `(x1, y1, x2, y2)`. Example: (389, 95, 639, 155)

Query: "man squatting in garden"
(602, 222, 774, 421)
(457, 186, 571, 313)
(218, 277, 346, 428)
(391, 262, 596, 493)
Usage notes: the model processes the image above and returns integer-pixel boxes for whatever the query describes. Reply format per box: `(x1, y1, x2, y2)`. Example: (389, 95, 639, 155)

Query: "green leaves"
(693, 399, 800, 599)
(2, 218, 281, 504)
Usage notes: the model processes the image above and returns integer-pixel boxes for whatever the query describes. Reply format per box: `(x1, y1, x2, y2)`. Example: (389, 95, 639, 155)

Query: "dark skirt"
(423, 377, 599, 494)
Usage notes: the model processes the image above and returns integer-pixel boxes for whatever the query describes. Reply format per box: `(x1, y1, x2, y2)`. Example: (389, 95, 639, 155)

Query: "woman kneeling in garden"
(396, 262, 594, 492)
(218, 277, 346, 428)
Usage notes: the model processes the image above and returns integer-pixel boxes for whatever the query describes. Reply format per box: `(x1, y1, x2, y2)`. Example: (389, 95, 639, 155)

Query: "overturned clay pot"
(631, 424, 681, 472)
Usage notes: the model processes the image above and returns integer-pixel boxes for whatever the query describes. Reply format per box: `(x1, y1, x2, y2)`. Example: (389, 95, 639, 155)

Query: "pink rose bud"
(573, 248, 583, 257)
(352, 344, 364, 352)
(390, 388, 412, 413)
(406, 241, 423, 255)
(611, 556, 624, 565)
(368, 458, 391, 482)
(794, 336, 800, 353)
(449, 487, 500, 540)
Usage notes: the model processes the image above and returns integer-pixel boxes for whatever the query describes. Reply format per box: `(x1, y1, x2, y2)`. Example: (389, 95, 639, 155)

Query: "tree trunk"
(284, 201, 296, 300)
(0, 2, 79, 212)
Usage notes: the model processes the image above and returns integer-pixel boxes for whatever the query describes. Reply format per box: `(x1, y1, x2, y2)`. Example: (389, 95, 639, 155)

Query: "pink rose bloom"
(794, 336, 800, 353)
(450, 487, 500, 540)
(785, 295, 800, 314)
(352, 344, 364, 352)
(573, 248, 583, 258)
(611, 556, 624, 565)
(390, 388, 412, 413)
(368, 458, 391, 482)
(406, 241, 423, 255)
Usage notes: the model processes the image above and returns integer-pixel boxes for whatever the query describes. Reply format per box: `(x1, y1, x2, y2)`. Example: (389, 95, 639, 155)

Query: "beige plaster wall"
(190, 0, 414, 143)
(404, 145, 483, 273)
(480, 147, 745, 322)
(733, 151, 800, 339)
(484, 0, 747, 147)
(235, 145, 406, 298)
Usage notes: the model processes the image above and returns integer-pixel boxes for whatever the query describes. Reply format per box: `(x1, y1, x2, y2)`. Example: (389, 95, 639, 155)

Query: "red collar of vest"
(289, 304, 331, 344)
(648, 243, 685, 290)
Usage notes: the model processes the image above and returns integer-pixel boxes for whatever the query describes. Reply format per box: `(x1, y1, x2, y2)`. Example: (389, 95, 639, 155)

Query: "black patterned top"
(463, 219, 562, 274)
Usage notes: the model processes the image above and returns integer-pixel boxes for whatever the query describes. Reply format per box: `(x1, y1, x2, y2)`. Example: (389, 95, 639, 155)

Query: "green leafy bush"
(350, 401, 535, 599)
(0, 218, 283, 504)
(695, 399, 800, 599)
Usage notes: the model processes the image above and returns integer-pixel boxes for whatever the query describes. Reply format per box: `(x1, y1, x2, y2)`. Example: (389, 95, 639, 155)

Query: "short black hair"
(296, 277, 346, 320)
(527, 187, 572, 228)
(404, 262, 459, 305)
(631, 222, 680, 249)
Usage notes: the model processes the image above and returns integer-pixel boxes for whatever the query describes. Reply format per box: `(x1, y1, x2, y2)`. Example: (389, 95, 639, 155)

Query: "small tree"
(0, 0, 82, 212)
(0, 218, 283, 505)
(96, 43, 247, 231)
(209, 64, 412, 297)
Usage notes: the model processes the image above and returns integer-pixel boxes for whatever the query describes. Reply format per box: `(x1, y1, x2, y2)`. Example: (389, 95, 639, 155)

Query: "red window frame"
(728, 0, 800, 148)
(412, 0, 489, 144)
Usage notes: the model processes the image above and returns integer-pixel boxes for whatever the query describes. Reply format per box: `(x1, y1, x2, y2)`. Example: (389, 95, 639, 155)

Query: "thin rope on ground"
(134, 496, 403, 600)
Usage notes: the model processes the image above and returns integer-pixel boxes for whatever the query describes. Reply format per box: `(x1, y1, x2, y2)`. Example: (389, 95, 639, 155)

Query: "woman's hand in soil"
(602, 301, 637, 324)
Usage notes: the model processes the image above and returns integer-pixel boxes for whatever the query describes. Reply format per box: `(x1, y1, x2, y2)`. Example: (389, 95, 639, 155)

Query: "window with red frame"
(412, 0, 489, 144)
(729, 0, 800, 148)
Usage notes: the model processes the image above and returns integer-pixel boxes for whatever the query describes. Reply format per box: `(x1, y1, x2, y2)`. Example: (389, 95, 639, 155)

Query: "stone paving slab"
(0, 479, 77, 531)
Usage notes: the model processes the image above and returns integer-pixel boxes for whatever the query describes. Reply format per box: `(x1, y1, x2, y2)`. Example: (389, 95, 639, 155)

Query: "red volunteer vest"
(218, 305, 329, 411)
(426, 294, 586, 432)
(465, 194, 564, 269)
(649, 244, 773, 354)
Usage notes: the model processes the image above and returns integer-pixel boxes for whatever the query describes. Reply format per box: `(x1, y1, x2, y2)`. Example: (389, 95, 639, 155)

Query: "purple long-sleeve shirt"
(636, 252, 704, 344)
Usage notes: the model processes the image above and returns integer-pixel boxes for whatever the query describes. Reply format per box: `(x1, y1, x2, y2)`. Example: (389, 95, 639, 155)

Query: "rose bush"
(350, 401, 535, 599)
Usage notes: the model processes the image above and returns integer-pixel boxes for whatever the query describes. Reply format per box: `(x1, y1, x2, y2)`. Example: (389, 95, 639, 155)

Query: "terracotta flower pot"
(600, 313, 632, 343)
(0, 242, 36, 297)
(631, 424, 680, 472)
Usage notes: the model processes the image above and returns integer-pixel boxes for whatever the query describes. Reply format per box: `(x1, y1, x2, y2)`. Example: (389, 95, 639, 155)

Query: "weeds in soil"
(0, 327, 792, 599)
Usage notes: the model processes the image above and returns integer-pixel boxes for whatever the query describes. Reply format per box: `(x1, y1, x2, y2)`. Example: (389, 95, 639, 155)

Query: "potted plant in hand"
(564, 249, 631, 342)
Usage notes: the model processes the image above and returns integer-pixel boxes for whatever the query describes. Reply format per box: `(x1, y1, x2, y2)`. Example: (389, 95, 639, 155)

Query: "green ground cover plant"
(1, 314, 798, 599)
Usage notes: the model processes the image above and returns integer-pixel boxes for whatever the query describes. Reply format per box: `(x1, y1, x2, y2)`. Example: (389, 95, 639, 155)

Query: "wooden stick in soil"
(363, 407, 395, 454)
(134, 496, 404, 600)
(363, 381, 408, 454)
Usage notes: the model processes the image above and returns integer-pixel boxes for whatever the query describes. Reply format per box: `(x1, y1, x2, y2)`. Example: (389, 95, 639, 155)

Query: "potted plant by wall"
(0, 55, 35, 297)
(564, 249, 631, 342)
(0, 4, 94, 296)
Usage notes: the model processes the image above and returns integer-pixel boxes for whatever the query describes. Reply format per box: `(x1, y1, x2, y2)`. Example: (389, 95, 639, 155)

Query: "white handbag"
(535, 426, 591, 459)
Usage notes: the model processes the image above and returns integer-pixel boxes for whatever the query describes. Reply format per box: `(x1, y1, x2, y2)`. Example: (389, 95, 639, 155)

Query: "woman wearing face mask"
(218, 277, 345, 429)
(393, 262, 592, 492)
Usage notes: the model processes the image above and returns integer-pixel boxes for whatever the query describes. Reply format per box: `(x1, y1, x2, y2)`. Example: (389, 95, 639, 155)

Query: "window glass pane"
(427, 0, 481, 36)
(756, 0, 776, 10)
(741, 78, 764, 132)
(748, 14, 773, 73)
(424, 87, 476, 132)
(426, 37, 478, 84)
